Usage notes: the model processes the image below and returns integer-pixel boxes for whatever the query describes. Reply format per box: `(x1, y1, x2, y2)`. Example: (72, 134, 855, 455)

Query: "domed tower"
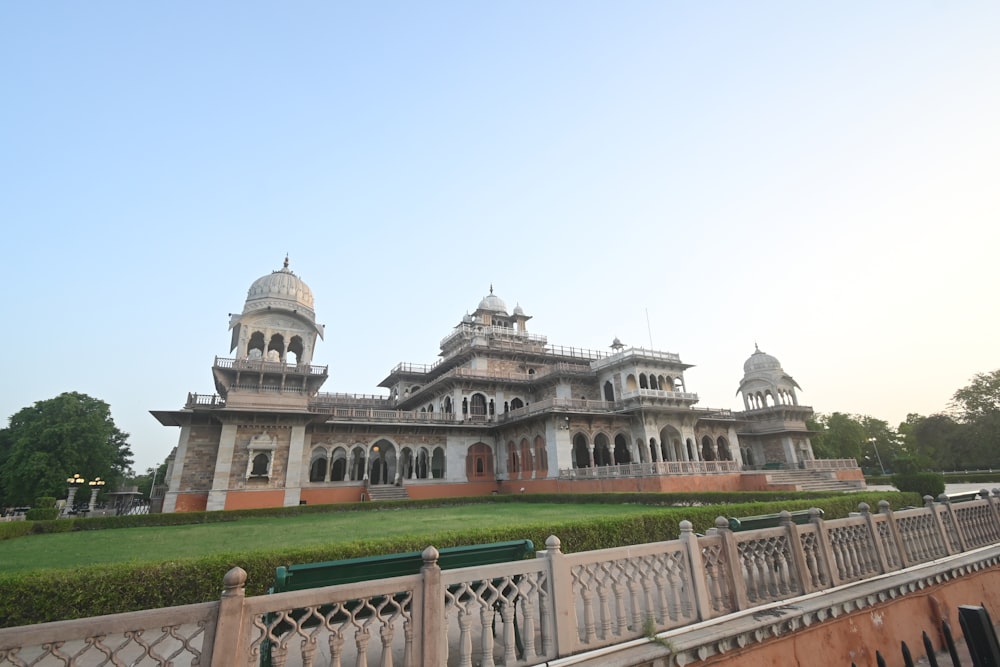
(737, 345, 801, 410)
(735, 345, 815, 468)
(213, 258, 328, 407)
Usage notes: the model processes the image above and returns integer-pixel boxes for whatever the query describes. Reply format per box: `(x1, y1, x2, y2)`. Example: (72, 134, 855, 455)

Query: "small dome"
(743, 346, 782, 374)
(243, 257, 315, 319)
(513, 304, 525, 316)
(462, 312, 474, 324)
(478, 293, 508, 313)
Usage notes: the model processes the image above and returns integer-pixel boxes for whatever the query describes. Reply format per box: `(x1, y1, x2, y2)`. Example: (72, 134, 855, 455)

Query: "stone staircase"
(762, 468, 866, 492)
(365, 485, 411, 501)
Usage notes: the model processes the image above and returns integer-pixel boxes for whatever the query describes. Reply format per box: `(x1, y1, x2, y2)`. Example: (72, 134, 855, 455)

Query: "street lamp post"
(88, 477, 106, 513)
(65, 474, 86, 516)
(868, 437, 886, 475)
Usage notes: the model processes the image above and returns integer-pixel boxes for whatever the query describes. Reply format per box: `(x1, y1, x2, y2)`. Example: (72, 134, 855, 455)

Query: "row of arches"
(571, 429, 737, 468)
(308, 440, 445, 484)
(744, 387, 798, 410)
(246, 331, 305, 364)
(625, 373, 680, 392)
(505, 436, 549, 480)
(418, 393, 528, 417)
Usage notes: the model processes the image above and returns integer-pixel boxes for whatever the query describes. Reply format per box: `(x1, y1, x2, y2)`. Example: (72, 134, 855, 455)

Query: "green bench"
(262, 540, 534, 665)
(270, 539, 534, 593)
(727, 508, 823, 532)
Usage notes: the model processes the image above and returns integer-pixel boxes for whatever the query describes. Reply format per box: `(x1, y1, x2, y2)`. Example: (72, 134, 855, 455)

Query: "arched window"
(431, 447, 445, 479)
(330, 448, 347, 481)
(613, 434, 631, 464)
(267, 334, 285, 362)
(572, 434, 590, 468)
(466, 443, 493, 481)
(510, 397, 524, 410)
(288, 336, 304, 365)
(470, 393, 488, 418)
(416, 448, 430, 479)
(443, 397, 453, 413)
(639, 374, 648, 389)
(250, 453, 270, 477)
(349, 447, 365, 481)
(247, 332, 266, 359)
(717, 437, 732, 461)
(625, 374, 638, 391)
(309, 449, 328, 482)
(701, 436, 716, 461)
(649, 375, 658, 390)
(534, 436, 548, 477)
(593, 433, 612, 467)
(519, 438, 533, 479)
(603, 381, 615, 402)
(507, 441, 519, 474)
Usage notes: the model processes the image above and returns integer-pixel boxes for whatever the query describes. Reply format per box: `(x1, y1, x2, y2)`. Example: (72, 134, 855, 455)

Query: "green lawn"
(0, 503, 665, 573)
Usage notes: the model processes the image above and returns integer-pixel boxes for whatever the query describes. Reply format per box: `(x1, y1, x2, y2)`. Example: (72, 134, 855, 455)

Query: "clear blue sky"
(2, 3, 998, 473)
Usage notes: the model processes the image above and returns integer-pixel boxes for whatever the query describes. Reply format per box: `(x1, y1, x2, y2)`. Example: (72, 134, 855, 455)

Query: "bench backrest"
(271, 539, 535, 593)
(728, 508, 823, 532)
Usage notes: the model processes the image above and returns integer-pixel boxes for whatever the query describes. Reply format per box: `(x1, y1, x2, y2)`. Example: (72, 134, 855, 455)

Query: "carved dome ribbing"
(243, 258, 316, 319)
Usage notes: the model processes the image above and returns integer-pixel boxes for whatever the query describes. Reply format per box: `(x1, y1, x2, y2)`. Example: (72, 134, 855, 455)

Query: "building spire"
(283, 254, 290, 270)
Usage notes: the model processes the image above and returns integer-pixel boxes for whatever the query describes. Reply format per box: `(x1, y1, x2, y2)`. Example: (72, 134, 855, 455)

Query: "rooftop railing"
(214, 356, 328, 375)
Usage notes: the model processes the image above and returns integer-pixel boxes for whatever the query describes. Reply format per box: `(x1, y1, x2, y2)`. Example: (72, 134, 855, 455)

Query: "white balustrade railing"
(5, 492, 1000, 666)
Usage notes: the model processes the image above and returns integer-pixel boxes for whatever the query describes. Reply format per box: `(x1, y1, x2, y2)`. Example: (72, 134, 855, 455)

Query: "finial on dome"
(283, 255, 290, 270)
(754, 341, 759, 352)
(489, 283, 494, 295)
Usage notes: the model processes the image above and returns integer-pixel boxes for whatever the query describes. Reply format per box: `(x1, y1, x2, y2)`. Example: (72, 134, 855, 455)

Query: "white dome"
(477, 293, 508, 313)
(243, 258, 315, 319)
(743, 347, 782, 374)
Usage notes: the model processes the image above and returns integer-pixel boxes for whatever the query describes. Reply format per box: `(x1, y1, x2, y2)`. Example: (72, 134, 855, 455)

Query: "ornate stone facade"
(152, 261, 835, 512)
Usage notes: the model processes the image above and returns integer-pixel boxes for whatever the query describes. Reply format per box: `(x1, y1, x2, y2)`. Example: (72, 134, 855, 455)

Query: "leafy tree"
(808, 412, 865, 462)
(0, 392, 133, 506)
(951, 370, 1000, 421)
(946, 369, 1000, 469)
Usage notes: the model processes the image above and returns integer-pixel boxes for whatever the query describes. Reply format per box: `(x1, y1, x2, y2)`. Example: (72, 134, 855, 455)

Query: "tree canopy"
(0, 392, 134, 506)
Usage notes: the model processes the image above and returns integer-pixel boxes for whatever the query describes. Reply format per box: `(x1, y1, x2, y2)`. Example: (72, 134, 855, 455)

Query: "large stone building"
(152, 260, 860, 513)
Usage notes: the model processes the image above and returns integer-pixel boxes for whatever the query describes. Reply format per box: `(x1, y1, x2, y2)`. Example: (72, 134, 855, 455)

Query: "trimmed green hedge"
(892, 472, 946, 498)
(0, 491, 916, 627)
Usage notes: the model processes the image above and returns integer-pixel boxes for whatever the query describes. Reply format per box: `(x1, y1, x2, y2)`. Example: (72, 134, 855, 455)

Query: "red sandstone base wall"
(169, 469, 868, 512)
(173, 493, 209, 512)
(224, 490, 286, 510)
(697, 566, 1000, 667)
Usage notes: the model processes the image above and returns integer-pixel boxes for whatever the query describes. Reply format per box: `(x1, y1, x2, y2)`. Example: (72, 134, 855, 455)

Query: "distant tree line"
(809, 369, 1000, 473)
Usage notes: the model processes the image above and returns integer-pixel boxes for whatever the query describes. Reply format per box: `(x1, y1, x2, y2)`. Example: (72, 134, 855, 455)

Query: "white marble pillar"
(206, 423, 238, 512)
(162, 424, 191, 513)
(283, 424, 306, 506)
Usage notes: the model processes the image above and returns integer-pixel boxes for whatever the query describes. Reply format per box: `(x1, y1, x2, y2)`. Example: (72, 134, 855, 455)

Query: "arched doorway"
(593, 433, 612, 467)
(368, 440, 397, 484)
(572, 433, 591, 468)
(613, 434, 631, 464)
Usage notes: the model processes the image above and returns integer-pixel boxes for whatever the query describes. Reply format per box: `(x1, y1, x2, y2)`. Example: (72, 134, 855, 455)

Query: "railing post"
(779, 510, 816, 593)
(714, 516, 750, 611)
(878, 500, 909, 569)
(419, 546, 445, 666)
(679, 520, 714, 620)
(809, 507, 840, 587)
(858, 503, 890, 574)
(209, 567, 248, 667)
(932, 494, 964, 554)
(543, 535, 577, 657)
(982, 489, 1000, 540)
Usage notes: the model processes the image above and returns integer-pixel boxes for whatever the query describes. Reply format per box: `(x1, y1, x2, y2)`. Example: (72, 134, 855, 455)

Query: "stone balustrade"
(3, 492, 1000, 666)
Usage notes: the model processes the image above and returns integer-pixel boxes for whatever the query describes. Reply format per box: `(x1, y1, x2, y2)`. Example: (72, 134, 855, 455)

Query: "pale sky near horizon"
(2, 3, 998, 473)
